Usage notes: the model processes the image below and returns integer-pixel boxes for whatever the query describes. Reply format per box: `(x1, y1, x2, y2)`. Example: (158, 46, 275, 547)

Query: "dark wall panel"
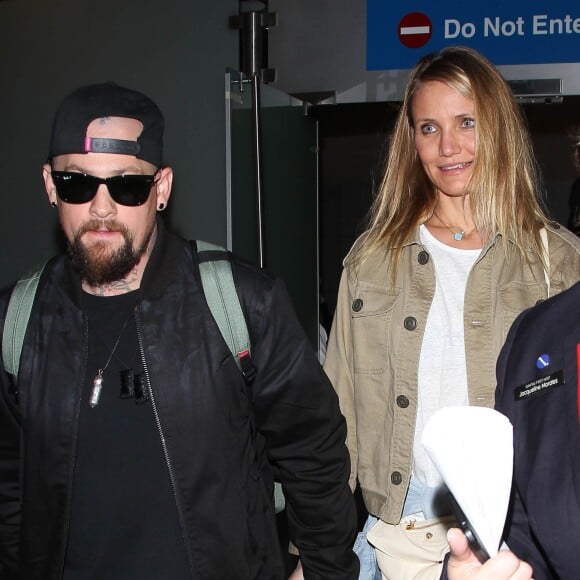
(0, 0, 238, 287)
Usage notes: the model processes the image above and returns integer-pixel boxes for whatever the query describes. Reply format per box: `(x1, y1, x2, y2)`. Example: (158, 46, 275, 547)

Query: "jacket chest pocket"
(351, 284, 400, 374)
(499, 281, 545, 337)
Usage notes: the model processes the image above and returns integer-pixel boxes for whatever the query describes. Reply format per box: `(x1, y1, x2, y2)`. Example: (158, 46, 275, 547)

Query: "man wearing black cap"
(0, 83, 359, 579)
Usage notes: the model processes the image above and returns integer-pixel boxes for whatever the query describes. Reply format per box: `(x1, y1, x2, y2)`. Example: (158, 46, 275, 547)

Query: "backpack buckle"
(238, 349, 257, 385)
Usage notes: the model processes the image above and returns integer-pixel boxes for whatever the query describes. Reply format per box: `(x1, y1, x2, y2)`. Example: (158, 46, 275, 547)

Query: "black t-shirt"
(63, 291, 191, 580)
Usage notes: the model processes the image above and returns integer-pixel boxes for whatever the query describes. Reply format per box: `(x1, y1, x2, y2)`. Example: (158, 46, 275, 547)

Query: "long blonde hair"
(351, 46, 549, 268)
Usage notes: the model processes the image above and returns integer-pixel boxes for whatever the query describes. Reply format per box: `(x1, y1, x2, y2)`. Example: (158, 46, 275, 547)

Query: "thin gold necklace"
(433, 210, 476, 241)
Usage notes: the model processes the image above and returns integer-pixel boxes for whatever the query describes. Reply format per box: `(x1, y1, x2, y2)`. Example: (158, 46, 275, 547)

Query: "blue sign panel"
(367, 0, 580, 70)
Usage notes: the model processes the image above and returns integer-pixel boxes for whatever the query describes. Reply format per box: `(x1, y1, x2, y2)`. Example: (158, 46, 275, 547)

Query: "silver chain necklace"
(90, 315, 131, 408)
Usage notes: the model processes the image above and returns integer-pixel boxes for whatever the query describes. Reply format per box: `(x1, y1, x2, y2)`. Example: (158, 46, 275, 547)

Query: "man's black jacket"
(0, 222, 358, 579)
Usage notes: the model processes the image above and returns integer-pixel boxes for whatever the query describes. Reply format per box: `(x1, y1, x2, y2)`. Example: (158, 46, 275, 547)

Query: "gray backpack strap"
(195, 241, 284, 513)
(2, 265, 44, 380)
(196, 240, 255, 383)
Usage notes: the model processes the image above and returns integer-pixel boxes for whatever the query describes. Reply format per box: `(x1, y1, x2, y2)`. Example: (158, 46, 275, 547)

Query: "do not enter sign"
(398, 12, 432, 48)
(368, 0, 580, 70)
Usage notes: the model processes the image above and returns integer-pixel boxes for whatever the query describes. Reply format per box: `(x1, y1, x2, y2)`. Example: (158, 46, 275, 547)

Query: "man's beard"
(68, 219, 153, 287)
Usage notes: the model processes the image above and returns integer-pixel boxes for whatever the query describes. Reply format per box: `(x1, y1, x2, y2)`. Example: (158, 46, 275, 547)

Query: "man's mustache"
(76, 220, 128, 236)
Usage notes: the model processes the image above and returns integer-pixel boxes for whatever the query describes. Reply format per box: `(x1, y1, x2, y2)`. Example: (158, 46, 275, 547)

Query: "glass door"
(226, 71, 319, 351)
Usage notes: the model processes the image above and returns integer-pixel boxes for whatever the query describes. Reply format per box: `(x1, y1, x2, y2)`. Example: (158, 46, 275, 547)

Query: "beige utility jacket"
(324, 224, 580, 525)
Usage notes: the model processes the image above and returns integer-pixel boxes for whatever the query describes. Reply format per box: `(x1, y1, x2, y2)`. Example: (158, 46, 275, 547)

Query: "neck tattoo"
(90, 315, 132, 408)
(433, 210, 476, 241)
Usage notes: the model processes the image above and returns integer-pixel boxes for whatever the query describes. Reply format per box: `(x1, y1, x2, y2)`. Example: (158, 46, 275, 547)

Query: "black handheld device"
(448, 490, 490, 563)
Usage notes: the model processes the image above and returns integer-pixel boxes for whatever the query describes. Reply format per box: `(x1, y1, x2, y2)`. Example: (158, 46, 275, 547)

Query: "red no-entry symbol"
(398, 12, 432, 48)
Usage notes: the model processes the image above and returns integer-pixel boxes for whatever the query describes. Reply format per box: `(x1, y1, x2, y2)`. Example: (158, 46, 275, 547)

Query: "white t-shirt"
(413, 225, 481, 488)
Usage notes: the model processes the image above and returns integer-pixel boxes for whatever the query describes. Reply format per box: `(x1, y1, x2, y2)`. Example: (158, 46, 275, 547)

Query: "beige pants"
(367, 516, 455, 580)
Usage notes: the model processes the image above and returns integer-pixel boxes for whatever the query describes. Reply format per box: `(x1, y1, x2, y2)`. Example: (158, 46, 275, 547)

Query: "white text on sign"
(445, 14, 580, 39)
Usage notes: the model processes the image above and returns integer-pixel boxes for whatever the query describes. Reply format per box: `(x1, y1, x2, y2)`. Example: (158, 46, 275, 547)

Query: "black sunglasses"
(51, 170, 159, 206)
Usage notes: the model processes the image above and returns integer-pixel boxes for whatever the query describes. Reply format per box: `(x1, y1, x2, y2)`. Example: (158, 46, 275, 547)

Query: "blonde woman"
(324, 46, 580, 580)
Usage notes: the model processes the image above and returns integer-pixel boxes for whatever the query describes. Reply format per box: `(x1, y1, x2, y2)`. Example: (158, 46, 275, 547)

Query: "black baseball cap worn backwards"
(49, 82, 164, 167)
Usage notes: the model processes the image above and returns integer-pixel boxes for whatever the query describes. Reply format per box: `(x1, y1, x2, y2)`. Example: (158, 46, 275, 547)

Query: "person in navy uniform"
(445, 281, 580, 579)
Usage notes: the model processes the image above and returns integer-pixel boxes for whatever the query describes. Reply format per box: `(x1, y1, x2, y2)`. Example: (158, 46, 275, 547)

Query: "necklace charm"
(90, 370, 104, 408)
(88, 315, 132, 409)
(433, 210, 474, 242)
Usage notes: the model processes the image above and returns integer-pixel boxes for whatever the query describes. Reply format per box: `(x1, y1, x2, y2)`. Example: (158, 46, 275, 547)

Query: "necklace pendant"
(90, 371, 104, 408)
(453, 231, 464, 241)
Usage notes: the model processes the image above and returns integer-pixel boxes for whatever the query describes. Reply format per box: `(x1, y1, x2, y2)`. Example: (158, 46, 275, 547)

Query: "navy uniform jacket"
(495, 281, 580, 580)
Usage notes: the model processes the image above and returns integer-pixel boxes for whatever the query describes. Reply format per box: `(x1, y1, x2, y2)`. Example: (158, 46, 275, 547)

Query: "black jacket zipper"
(134, 309, 195, 578)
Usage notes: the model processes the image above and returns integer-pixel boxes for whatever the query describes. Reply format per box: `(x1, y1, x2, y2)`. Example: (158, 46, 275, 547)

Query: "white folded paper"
(421, 406, 513, 557)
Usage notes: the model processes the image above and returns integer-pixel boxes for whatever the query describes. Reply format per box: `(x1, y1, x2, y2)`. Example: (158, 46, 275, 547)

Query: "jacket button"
(391, 471, 403, 485)
(396, 395, 409, 408)
(352, 298, 363, 312)
(404, 317, 417, 331)
(418, 250, 430, 265)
